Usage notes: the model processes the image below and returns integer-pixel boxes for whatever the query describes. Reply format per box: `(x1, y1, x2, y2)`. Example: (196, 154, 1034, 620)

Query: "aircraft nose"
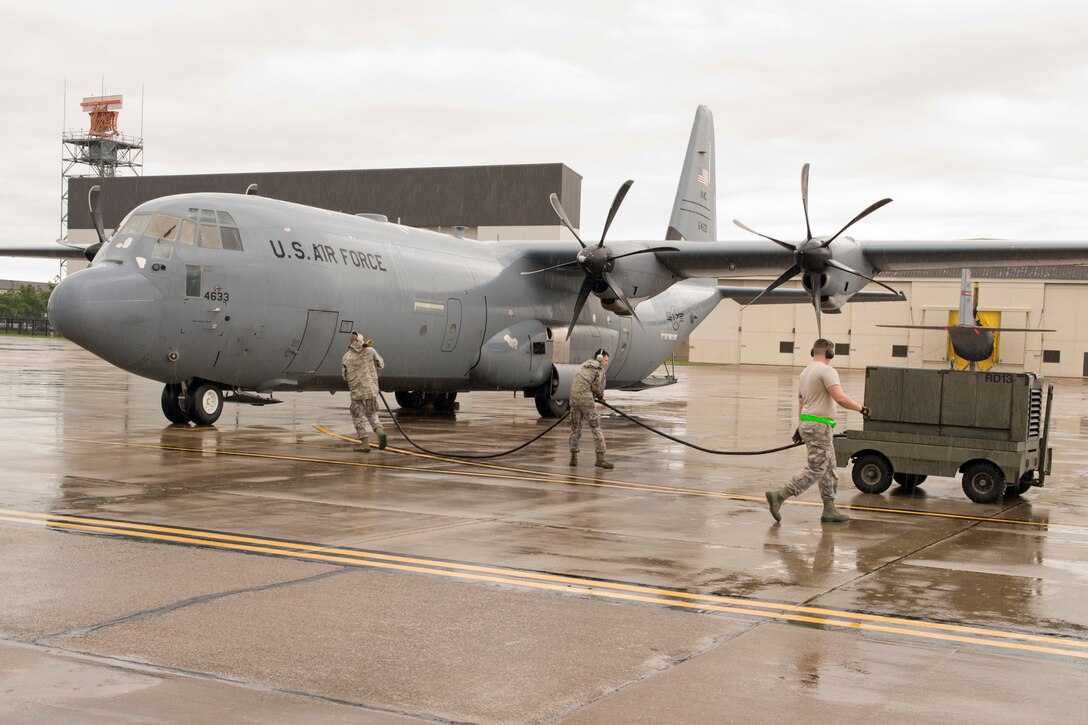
(49, 265, 165, 368)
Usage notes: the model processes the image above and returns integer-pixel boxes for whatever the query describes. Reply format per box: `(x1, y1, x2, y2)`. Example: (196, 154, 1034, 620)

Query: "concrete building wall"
(689, 276, 1088, 377)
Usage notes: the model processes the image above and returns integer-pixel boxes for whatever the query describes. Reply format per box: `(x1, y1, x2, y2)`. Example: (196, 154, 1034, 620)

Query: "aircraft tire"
(161, 383, 191, 424)
(429, 392, 457, 412)
(187, 381, 224, 425)
(534, 392, 569, 419)
(395, 390, 425, 409)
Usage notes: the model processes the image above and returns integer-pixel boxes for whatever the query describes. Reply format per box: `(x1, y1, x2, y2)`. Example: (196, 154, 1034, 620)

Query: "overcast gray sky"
(3, 0, 1087, 282)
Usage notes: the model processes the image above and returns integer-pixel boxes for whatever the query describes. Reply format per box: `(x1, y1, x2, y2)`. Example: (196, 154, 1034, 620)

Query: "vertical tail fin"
(958, 269, 975, 324)
(666, 105, 716, 242)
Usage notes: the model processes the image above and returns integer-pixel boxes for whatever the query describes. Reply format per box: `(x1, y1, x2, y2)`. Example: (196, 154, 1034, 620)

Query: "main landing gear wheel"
(186, 381, 224, 425)
(161, 383, 191, 424)
(395, 390, 425, 409)
(961, 461, 1006, 503)
(534, 391, 569, 418)
(851, 453, 893, 494)
(428, 392, 458, 412)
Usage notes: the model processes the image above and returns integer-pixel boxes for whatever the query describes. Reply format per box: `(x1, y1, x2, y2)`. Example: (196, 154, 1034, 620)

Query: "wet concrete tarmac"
(2, 336, 1087, 723)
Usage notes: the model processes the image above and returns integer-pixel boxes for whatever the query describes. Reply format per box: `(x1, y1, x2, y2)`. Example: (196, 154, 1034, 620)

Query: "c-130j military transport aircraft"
(6, 105, 1088, 425)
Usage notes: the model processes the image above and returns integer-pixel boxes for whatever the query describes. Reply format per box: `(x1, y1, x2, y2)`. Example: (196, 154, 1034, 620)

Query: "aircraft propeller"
(732, 163, 897, 336)
(522, 179, 679, 336)
(82, 185, 107, 262)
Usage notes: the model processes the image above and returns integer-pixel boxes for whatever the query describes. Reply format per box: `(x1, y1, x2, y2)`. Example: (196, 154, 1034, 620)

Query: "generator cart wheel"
(892, 473, 927, 489)
(852, 453, 893, 494)
(961, 461, 1006, 503)
(1011, 472, 1035, 496)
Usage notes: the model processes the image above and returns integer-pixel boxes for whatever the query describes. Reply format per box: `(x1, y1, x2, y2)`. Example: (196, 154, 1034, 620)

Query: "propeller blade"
(567, 276, 595, 338)
(88, 185, 106, 246)
(549, 193, 586, 248)
(801, 163, 812, 241)
(808, 270, 823, 337)
(740, 265, 802, 309)
(609, 245, 680, 261)
(520, 260, 581, 276)
(599, 179, 634, 248)
(733, 219, 796, 252)
(602, 271, 643, 327)
(822, 198, 892, 247)
(825, 259, 902, 296)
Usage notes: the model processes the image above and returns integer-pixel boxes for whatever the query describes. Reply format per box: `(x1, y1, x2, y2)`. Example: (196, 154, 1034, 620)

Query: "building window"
(779, 341, 793, 354)
(1043, 349, 1061, 364)
(892, 345, 908, 358)
(834, 343, 850, 356)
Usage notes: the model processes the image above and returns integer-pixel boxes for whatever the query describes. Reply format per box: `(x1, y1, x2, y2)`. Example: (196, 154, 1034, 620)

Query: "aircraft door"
(607, 319, 634, 377)
(284, 309, 339, 374)
(441, 298, 462, 352)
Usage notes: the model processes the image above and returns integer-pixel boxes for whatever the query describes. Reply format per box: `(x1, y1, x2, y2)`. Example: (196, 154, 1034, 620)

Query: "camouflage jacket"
(342, 339, 384, 398)
(570, 359, 606, 408)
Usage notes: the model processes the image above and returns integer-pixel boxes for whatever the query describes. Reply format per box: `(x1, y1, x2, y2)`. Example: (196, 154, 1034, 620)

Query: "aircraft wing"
(0, 242, 88, 259)
(853, 239, 1088, 271)
(719, 287, 905, 304)
(877, 324, 1054, 332)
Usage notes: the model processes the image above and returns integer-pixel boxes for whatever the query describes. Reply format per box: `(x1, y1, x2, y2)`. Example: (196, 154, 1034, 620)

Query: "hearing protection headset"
(595, 349, 609, 362)
(811, 339, 835, 360)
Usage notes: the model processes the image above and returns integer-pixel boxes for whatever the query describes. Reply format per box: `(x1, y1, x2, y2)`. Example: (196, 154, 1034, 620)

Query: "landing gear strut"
(160, 380, 225, 425)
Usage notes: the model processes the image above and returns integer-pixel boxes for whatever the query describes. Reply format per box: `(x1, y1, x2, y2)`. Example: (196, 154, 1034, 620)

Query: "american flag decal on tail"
(697, 168, 710, 186)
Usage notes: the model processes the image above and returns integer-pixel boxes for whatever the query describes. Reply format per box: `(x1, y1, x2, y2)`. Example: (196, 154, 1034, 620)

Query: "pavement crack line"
(32, 568, 351, 645)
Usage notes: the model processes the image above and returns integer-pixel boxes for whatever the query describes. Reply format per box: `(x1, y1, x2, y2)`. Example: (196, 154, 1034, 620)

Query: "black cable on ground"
(599, 400, 804, 455)
(378, 392, 570, 459)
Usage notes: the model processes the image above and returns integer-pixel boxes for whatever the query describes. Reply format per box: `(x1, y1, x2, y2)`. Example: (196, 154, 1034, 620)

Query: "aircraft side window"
(216, 211, 237, 226)
(177, 220, 196, 246)
(199, 209, 218, 224)
(185, 265, 201, 297)
(118, 213, 151, 236)
(220, 226, 244, 251)
(151, 242, 173, 260)
(146, 214, 180, 241)
(187, 208, 200, 220)
(198, 224, 222, 249)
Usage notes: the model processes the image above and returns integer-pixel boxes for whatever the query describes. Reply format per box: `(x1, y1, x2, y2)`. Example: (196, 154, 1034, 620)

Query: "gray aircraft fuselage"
(48, 193, 719, 399)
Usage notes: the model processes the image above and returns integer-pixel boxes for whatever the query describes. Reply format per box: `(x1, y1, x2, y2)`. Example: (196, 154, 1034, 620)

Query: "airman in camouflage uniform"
(342, 331, 386, 453)
(766, 338, 869, 523)
(569, 349, 613, 469)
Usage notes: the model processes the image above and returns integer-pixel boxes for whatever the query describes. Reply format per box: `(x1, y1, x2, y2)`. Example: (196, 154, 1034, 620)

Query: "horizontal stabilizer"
(718, 287, 905, 305)
(877, 324, 1054, 332)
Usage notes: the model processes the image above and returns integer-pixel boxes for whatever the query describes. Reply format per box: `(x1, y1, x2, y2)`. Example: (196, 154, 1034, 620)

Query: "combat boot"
(765, 488, 792, 522)
(375, 426, 387, 450)
(820, 499, 850, 523)
(354, 437, 370, 453)
(595, 452, 614, 470)
(569, 451, 578, 466)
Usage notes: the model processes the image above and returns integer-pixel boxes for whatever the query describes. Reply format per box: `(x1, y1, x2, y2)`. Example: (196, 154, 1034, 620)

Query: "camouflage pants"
(350, 396, 381, 439)
(783, 421, 838, 501)
(570, 405, 606, 454)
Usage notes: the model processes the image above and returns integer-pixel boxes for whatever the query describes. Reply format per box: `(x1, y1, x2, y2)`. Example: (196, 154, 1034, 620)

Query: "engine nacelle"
(469, 320, 552, 389)
(548, 363, 583, 402)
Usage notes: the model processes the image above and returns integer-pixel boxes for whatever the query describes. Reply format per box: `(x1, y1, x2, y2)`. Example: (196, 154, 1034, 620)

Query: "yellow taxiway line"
(1, 507, 1085, 661)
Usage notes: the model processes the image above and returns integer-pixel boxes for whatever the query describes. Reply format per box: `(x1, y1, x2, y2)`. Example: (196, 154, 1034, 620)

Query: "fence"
(0, 317, 54, 335)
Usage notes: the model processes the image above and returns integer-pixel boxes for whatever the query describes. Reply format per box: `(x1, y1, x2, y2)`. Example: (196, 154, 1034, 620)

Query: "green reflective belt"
(799, 414, 836, 428)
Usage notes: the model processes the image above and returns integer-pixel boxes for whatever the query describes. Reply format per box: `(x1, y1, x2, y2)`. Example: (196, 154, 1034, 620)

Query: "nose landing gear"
(160, 380, 225, 425)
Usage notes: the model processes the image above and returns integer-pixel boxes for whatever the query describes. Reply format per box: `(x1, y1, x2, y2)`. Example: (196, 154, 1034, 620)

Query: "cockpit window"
(198, 224, 222, 249)
(220, 227, 243, 251)
(177, 220, 196, 246)
(118, 213, 151, 236)
(146, 214, 180, 241)
(199, 209, 218, 224)
(216, 211, 237, 226)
